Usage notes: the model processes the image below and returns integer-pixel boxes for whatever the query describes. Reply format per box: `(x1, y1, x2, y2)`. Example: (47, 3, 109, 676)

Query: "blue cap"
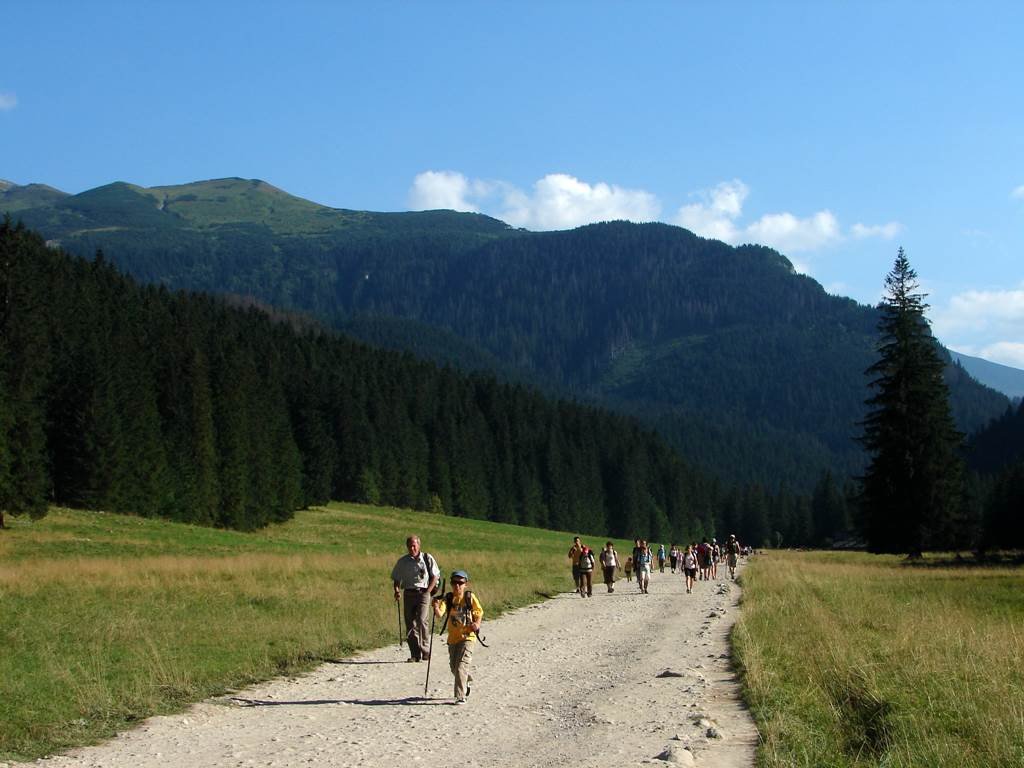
(451, 570, 469, 581)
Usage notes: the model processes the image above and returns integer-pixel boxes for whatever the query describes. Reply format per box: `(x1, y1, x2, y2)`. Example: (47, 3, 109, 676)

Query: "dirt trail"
(10, 564, 758, 768)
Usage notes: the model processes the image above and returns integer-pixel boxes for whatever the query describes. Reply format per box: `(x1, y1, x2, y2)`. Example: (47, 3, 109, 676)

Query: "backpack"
(420, 552, 440, 594)
(578, 550, 595, 571)
(441, 590, 488, 647)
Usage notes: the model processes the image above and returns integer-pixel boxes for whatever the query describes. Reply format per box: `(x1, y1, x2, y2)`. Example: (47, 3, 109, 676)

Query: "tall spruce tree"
(859, 248, 964, 556)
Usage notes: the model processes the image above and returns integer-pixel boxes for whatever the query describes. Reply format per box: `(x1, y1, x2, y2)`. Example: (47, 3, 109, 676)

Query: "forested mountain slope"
(4, 178, 1009, 491)
(1, 220, 729, 541)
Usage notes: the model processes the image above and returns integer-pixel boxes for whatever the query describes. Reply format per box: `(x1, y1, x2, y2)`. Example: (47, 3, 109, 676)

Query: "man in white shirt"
(391, 535, 440, 662)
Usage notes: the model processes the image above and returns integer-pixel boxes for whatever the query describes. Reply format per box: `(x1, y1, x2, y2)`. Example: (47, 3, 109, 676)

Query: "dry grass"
(0, 504, 595, 761)
(733, 551, 1024, 768)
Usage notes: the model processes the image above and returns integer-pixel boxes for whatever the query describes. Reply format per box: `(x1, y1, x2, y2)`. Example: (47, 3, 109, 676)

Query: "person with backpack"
(726, 534, 741, 580)
(657, 543, 666, 573)
(599, 541, 620, 593)
(698, 539, 712, 581)
(577, 545, 597, 597)
(635, 539, 653, 594)
(391, 535, 440, 662)
(432, 569, 483, 704)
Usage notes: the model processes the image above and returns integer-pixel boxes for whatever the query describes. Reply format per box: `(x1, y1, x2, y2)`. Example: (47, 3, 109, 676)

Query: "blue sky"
(3, 2, 1022, 368)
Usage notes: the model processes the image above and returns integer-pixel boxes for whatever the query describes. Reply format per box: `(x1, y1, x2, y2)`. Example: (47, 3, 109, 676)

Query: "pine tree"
(859, 249, 965, 556)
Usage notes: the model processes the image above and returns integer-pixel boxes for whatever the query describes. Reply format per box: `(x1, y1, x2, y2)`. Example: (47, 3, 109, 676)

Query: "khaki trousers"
(448, 641, 474, 700)
(403, 588, 430, 660)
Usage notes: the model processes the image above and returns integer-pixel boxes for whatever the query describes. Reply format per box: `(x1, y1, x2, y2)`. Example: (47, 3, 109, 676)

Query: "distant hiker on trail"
(669, 544, 680, 573)
(682, 543, 698, 594)
(577, 545, 596, 597)
(599, 541, 620, 593)
(624, 555, 634, 581)
(726, 534, 741, 580)
(391, 535, 440, 663)
(432, 569, 483, 704)
(568, 536, 584, 595)
(635, 539, 652, 594)
(657, 543, 666, 573)
(711, 539, 720, 580)
(698, 539, 712, 581)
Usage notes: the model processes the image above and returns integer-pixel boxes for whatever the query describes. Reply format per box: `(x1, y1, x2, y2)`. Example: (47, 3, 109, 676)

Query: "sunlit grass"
(0, 504, 603, 761)
(732, 551, 1024, 768)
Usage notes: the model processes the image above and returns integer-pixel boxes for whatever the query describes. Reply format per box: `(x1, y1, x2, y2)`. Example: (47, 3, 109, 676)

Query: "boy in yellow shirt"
(432, 569, 484, 704)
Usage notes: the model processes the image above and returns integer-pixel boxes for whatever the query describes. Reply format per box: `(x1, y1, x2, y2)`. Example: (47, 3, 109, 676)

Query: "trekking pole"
(397, 599, 403, 649)
(423, 577, 444, 697)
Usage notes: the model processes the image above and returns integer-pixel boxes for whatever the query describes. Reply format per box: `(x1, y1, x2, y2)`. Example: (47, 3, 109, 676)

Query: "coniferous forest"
(1, 219, 795, 542)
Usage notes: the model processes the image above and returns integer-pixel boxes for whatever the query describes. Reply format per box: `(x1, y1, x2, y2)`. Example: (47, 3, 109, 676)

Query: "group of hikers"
(567, 535, 745, 596)
(389, 532, 746, 705)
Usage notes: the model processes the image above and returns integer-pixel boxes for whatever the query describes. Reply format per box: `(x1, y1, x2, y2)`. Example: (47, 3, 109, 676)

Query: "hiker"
(391, 535, 440, 662)
(624, 555, 634, 581)
(635, 539, 653, 593)
(568, 536, 584, 595)
(432, 569, 483, 704)
(711, 539, 720, 580)
(578, 545, 597, 597)
(698, 539, 712, 581)
(657, 543, 666, 573)
(669, 544, 679, 573)
(726, 534, 741, 580)
(682, 543, 698, 593)
(599, 541, 620, 593)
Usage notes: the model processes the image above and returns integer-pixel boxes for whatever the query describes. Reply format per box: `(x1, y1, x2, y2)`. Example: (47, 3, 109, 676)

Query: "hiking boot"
(421, 653, 430, 661)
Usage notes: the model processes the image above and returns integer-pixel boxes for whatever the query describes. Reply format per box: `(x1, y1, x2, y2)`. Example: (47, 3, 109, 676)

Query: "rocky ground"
(11, 564, 758, 767)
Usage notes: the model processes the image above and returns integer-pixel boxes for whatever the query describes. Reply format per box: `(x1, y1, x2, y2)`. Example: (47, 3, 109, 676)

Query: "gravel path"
(11, 565, 758, 768)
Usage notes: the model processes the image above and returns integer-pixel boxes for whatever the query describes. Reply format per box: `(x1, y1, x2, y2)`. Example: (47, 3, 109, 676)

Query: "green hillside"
(3, 178, 1010, 491)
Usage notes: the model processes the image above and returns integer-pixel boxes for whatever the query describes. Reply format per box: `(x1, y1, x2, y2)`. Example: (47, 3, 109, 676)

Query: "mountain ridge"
(3, 177, 1010, 491)
(950, 349, 1024, 400)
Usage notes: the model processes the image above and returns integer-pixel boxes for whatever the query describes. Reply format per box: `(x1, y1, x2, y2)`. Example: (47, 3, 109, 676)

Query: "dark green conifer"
(859, 249, 965, 556)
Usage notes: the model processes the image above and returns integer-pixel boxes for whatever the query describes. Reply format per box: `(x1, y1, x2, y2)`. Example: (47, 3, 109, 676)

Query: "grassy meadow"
(733, 550, 1024, 768)
(0, 503, 603, 762)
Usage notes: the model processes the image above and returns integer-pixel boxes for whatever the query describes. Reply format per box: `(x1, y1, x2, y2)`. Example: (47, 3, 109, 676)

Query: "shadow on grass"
(230, 696, 447, 707)
(902, 551, 1024, 569)
(319, 658, 405, 665)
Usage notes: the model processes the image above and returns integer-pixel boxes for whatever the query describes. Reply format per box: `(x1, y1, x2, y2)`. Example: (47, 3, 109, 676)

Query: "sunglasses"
(451, 580, 467, 585)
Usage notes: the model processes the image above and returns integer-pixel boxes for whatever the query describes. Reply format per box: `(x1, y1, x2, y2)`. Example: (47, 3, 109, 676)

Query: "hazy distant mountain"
(950, 350, 1024, 401)
(3, 177, 1010, 490)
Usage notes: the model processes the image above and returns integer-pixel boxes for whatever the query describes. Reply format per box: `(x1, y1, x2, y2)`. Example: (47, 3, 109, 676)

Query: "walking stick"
(397, 599, 403, 649)
(423, 577, 444, 697)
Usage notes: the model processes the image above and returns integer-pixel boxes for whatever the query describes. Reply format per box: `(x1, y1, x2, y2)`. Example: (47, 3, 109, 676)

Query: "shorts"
(685, 567, 697, 578)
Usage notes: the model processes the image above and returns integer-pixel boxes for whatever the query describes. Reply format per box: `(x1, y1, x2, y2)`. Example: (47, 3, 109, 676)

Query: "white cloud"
(675, 180, 747, 244)
(937, 286, 1024, 333)
(1011, 185, 1024, 200)
(410, 171, 900, 269)
(746, 210, 841, 253)
(979, 342, 1024, 369)
(932, 284, 1024, 368)
(0, 91, 16, 111)
(673, 180, 842, 254)
(409, 170, 487, 213)
(409, 171, 660, 230)
(851, 221, 903, 239)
